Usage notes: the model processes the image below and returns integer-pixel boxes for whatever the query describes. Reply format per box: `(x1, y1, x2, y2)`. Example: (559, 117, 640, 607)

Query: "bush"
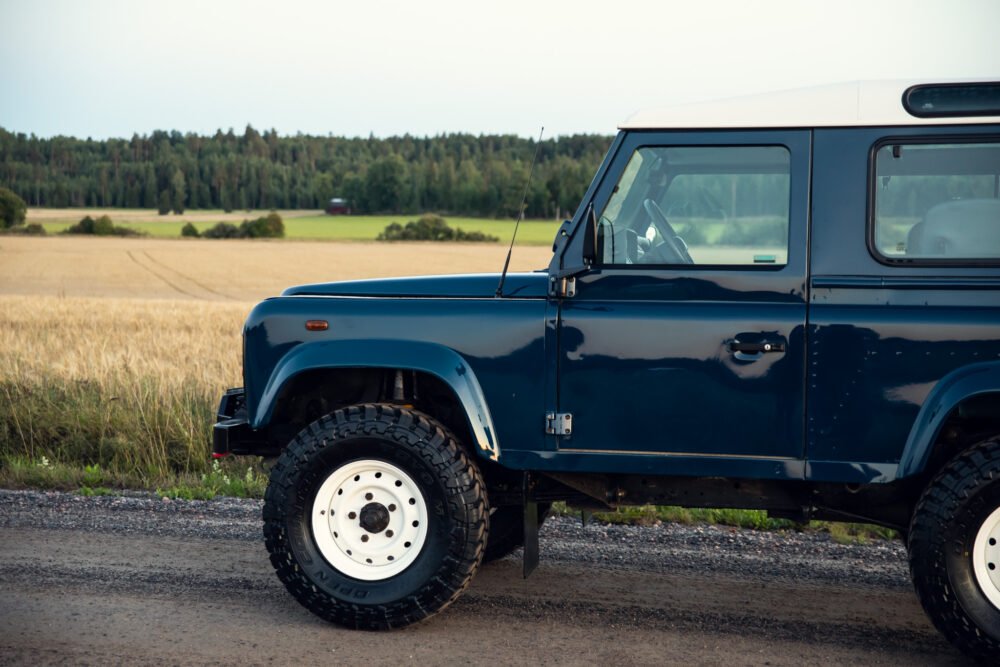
(240, 212, 284, 238)
(377, 214, 498, 242)
(180, 222, 200, 238)
(454, 229, 497, 242)
(0, 187, 27, 229)
(200, 222, 240, 239)
(199, 213, 284, 240)
(63, 215, 144, 237)
(67, 216, 96, 234)
(92, 215, 115, 235)
(2, 223, 46, 236)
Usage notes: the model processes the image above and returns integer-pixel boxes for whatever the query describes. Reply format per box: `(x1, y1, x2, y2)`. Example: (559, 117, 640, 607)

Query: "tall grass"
(0, 295, 248, 486)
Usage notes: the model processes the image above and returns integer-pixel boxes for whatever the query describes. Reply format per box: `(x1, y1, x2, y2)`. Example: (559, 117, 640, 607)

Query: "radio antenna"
(495, 126, 544, 298)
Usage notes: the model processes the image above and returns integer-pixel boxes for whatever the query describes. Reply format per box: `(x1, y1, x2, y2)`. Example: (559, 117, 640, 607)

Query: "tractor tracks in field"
(126, 249, 238, 301)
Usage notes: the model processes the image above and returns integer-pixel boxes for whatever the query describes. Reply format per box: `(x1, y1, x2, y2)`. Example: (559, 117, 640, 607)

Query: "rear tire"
(262, 404, 488, 629)
(908, 436, 1000, 661)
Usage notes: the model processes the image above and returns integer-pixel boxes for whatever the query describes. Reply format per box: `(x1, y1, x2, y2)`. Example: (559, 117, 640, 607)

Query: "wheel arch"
(252, 339, 500, 461)
(897, 361, 1000, 480)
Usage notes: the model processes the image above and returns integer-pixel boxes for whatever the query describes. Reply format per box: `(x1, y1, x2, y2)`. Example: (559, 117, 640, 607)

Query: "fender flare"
(252, 339, 500, 461)
(897, 361, 1000, 479)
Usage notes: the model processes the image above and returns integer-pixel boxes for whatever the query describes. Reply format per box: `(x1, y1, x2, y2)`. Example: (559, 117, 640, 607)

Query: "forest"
(0, 126, 612, 219)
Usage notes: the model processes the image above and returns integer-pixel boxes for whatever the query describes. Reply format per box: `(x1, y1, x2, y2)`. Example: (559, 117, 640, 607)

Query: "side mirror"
(581, 205, 598, 266)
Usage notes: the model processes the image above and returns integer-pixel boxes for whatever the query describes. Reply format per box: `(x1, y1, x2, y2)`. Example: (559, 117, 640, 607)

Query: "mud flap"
(522, 472, 539, 578)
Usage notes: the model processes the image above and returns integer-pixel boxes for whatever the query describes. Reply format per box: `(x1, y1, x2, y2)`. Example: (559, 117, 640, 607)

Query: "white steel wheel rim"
(311, 459, 429, 581)
(973, 505, 1000, 610)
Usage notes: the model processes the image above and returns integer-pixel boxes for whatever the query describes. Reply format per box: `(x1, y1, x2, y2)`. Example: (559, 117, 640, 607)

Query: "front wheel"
(262, 404, 488, 629)
(908, 436, 1000, 661)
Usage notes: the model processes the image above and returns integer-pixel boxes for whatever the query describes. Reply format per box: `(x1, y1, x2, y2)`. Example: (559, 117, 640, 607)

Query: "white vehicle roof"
(620, 79, 1000, 130)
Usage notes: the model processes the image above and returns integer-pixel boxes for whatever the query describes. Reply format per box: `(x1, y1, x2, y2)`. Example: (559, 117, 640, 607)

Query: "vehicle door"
(556, 131, 810, 477)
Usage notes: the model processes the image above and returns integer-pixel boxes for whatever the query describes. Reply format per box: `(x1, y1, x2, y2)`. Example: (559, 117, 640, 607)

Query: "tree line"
(0, 126, 611, 219)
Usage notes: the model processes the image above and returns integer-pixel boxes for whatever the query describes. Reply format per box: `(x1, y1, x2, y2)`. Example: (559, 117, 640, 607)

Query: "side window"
(873, 141, 1000, 262)
(598, 146, 791, 267)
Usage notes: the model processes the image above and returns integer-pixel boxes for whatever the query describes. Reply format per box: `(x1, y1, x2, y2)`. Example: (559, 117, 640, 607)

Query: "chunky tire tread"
(263, 403, 488, 630)
(908, 436, 1000, 662)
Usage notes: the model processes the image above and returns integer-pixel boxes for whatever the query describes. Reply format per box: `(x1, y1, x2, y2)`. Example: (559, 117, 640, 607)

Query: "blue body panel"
(805, 126, 1000, 483)
(283, 272, 548, 299)
(243, 286, 551, 463)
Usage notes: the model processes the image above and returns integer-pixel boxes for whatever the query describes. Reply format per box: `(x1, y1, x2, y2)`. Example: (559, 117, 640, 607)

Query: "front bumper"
(212, 388, 271, 457)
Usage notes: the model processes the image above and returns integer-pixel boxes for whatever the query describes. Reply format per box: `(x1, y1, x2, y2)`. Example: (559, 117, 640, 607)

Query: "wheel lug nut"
(365, 492, 373, 501)
(361, 535, 369, 543)
(388, 504, 396, 512)
(348, 511, 357, 520)
(386, 530, 394, 537)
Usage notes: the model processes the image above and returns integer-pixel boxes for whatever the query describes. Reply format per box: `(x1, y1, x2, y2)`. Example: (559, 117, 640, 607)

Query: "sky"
(1, 0, 998, 140)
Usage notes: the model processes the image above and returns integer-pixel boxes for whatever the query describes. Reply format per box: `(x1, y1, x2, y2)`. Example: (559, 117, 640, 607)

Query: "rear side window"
(872, 141, 1000, 262)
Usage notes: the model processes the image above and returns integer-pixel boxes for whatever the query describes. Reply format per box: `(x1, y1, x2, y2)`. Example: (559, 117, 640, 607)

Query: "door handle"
(728, 335, 786, 361)
(729, 340, 785, 354)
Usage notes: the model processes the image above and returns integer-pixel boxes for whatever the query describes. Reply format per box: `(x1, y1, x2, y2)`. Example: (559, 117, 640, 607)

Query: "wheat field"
(0, 236, 553, 301)
(0, 236, 552, 486)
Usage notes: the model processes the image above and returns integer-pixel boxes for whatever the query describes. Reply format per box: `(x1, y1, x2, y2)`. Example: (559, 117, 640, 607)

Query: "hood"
(281, 272, 549, 298)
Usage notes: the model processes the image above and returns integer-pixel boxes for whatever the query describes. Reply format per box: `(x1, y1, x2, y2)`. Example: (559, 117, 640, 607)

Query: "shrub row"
(1, 223, 46, 236)
(181, 212, 285, 239)
(64, 215, 145, 237)
(377, 214, 498, 242)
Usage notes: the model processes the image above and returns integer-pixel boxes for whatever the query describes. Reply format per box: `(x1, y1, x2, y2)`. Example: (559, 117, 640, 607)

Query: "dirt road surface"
(0, 490, 966, 666)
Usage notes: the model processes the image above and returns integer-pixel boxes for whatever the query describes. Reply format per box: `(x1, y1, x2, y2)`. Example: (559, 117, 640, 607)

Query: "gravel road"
(0, 489, 966, 665)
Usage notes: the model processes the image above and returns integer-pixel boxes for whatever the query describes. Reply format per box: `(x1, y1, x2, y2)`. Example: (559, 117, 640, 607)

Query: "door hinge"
(548, 276, 576, 298)
(545, 412, 573, 436)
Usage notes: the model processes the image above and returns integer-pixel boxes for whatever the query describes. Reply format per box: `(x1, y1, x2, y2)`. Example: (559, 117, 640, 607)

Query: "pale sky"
(1, 0, 998, 139)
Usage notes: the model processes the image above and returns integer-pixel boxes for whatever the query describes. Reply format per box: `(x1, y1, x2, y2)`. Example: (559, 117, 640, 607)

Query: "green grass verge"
(39, 215, 562, 245)
(551, 502, 898, 544)
(0, 456, 267, 500)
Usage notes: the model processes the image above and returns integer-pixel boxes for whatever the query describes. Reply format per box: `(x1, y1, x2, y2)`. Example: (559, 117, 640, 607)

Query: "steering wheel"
(642, 198, 694, 264)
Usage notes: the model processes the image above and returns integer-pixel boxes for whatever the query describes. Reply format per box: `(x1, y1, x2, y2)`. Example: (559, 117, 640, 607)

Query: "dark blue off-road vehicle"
(216, 80, 1000, 660)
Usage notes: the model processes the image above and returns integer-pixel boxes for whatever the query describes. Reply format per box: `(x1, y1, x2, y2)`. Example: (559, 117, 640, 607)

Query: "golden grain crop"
(0, 236, 550, 485)
(1, 295, 248, 388)
(0, 295, 249, 481)
(0, 236, 552, 301)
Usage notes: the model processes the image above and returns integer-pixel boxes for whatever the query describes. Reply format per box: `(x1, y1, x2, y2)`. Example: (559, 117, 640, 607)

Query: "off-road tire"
(908, 436, 1000, 661)
(483, 503, 551, 563)
(262, 404, 488, 629)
